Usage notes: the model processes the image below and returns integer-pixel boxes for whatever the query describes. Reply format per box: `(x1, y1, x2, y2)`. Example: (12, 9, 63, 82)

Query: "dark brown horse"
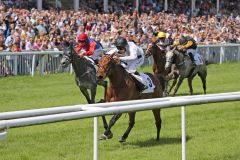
(96, 53, 163, 142)
(145, 42, 179, 96)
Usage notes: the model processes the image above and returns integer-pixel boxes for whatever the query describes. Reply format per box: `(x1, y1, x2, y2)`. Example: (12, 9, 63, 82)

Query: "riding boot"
(131, 73, 147, 92)
(189, 53, 196, 66)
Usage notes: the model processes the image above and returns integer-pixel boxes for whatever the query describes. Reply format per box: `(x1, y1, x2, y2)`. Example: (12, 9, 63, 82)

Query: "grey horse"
(60, 43, 108, 129)
(165, 48, 207, 96)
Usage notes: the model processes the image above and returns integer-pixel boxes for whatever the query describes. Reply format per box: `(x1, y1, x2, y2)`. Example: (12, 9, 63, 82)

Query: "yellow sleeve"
(182, 41, 193, 49)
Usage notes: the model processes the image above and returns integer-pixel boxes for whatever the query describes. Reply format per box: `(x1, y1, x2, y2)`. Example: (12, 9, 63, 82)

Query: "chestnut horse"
(96, 53, 163, 142)
(145, 42, 179, 96)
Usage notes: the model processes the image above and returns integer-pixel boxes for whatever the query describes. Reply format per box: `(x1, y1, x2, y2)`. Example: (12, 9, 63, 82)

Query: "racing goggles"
(116, 46, 126, 50)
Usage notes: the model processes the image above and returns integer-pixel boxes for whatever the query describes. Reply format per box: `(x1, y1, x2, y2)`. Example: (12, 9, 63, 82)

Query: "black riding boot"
(131, 75, 146, 92)
(189, 53, 196, 65)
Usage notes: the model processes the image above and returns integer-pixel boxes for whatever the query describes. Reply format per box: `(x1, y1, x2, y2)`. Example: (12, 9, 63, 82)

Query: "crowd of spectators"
(0, 0, 239, 52)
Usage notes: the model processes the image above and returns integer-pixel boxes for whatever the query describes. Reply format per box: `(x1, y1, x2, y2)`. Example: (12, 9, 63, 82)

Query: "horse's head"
(97, 53, 118, 80)
(165, 48, 175, 72)
(145, 43, 154, 58)
(60, 43, 75, 68)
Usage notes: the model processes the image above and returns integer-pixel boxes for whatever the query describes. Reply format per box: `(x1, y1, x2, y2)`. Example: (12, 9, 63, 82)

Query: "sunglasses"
(116, 46, 125, 50)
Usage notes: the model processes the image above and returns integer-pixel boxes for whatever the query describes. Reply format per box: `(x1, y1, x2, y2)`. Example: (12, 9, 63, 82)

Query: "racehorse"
(60, 43, 109, 130)
(96, 53, 163, 142)
(165, 47, 207, 96)
(145, 42, 179, 96)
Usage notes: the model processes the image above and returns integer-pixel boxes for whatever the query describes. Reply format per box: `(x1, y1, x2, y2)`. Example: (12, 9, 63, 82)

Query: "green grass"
(0, 62, 240, 160)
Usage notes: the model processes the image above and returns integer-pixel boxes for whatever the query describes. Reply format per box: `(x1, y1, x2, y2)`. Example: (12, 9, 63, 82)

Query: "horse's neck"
(174, 51, 185, 66)
(153, 47, 165, 64)
(72, 56, 90, 75)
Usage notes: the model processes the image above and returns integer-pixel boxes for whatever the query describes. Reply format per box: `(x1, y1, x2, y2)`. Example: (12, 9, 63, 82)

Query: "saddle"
(131, 72, 155, 93)
(83, 56, 98, 71)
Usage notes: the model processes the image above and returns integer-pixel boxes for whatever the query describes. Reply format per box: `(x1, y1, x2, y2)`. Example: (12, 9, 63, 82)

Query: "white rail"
(0, 92, 240, 160)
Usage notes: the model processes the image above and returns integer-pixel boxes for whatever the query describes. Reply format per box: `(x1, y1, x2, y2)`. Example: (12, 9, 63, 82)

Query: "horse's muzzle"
(97, 75, 103, 81)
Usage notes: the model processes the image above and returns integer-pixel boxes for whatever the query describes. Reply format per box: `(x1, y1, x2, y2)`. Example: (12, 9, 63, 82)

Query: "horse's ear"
(62, 41, 70, 49)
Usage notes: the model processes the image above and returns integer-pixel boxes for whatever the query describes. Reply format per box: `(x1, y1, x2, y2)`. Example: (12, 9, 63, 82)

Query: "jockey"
(156, 31, 173, 51)
(76, 33, 103, 68)
(108, 36, 147, 91)
(172, 35, 197, 65)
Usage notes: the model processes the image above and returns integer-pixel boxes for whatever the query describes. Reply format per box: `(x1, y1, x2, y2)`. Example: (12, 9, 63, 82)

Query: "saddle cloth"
(194, 53, 204, 65)
(139, 73, 156, 93)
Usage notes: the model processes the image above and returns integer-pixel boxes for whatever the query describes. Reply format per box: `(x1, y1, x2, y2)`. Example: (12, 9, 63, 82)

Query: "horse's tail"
(154, 73, 166, 92)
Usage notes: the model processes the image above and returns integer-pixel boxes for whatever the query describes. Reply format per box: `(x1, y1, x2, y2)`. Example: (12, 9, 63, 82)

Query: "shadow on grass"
(170, 92, 203, 97)
(127, 135, 191, 147)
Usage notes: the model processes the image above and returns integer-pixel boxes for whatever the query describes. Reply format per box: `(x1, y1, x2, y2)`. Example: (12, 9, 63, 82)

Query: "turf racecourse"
(0, 62, 240, 160)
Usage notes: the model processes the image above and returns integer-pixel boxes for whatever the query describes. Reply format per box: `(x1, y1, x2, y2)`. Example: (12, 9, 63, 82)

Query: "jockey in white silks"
(107, 36, 147, 91)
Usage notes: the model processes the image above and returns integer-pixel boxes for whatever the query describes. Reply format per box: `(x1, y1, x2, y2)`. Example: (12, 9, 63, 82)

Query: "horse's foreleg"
(90, 85, 97, 104)
(168, 77, 178, 95)
(152, 109, 162, 141)
(187, 76, 194, 95)
(103, 81, 108, 101)
(173, 77, 184, 96)
(102, 116, 108, 130)
(163, 81, 169, 97)
(119, 112, 136, 143)
(101, 114, 122, 140)
(80, 87, 91, 104)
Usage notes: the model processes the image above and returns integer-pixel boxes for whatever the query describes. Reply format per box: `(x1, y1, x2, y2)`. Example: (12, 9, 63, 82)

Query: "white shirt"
(119, 42, 144, 62)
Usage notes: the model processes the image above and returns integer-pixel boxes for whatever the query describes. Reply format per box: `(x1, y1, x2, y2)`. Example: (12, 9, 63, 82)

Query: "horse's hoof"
(100, 132, 113, 140)
(164, 92, 169, 97)
(107, 132, 113, 139)
(119, 137, 126, 143)
(97, 99, 106, 103)
(99, 134, 108, 140)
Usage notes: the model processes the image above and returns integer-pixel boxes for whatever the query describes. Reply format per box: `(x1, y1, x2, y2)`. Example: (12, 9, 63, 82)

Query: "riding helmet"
(157, 32, 166, 38)
(114, 37, 128, 47)
(78, 33, 88, 42)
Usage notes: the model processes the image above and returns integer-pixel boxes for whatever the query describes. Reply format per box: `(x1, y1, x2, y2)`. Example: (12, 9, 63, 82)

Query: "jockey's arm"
(119, 46, 138, 61)
(182, 41, 193, 49)
(83, 41, 96, 56)
(76, 43, 83, 54)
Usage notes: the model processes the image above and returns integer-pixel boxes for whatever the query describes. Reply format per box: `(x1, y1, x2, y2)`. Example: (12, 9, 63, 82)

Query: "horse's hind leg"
(101, 114, 122, 140)
(119, 112, 136, 143)
(152, 109, 162, 141)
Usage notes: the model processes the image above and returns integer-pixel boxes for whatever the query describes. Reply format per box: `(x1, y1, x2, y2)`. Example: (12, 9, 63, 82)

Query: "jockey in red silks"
(76, 33, 103, 67)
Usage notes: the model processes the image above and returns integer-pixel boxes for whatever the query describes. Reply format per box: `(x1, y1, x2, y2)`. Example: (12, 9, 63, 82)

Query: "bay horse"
(165, 48, 207, 96)
(96, 53, 163, 142)
(145, 42, 179, 96)
(60, 43, 109, 130)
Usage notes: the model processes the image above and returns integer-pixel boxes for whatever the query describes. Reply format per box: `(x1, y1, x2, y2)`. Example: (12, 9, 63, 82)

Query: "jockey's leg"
(130, 73, 147, 91)
(127, 59, 147, 91)
(84, 56, 98, 71)
(187, 49, 196, 65)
